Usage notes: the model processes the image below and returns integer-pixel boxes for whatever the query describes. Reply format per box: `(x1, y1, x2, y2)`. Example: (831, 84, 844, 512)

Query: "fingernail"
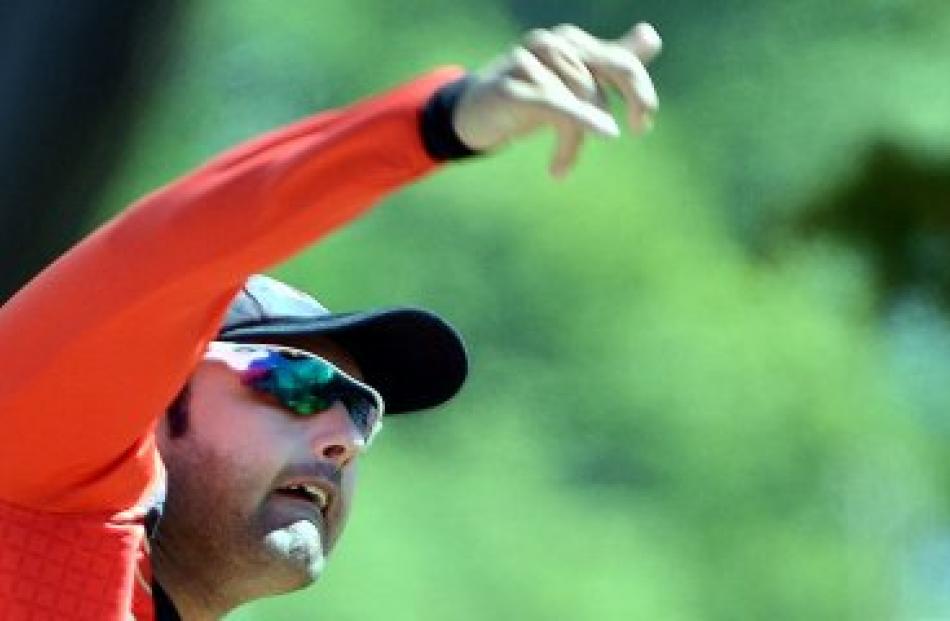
(627, 22, 662, 63)
(644, 89, 659, 113)
(592, 110, 621, 137)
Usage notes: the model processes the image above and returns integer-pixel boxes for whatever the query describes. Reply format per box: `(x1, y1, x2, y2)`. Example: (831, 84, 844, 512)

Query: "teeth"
(305, 485, 329, 510)
(285, 483, 329, 510)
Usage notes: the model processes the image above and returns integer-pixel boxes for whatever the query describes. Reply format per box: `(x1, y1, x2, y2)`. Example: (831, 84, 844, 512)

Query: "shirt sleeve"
(0, 66, 465, 513)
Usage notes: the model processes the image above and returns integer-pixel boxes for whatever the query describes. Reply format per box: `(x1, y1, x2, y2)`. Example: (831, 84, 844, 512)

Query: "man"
(0, 21, 661, 620)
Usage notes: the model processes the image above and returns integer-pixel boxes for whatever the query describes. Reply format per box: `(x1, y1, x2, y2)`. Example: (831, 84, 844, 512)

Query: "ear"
(162, 382, 193, 440)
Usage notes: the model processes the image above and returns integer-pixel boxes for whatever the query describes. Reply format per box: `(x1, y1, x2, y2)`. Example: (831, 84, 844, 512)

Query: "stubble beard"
(156, 443, 326, 606)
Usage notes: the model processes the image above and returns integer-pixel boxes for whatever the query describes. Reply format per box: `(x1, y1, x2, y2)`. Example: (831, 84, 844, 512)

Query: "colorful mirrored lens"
(243, 351, 337, 415)
(211, 343, 383, 442)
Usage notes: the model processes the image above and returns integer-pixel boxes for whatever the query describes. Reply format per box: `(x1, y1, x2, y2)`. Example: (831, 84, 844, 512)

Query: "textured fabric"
(0, 501, 143, 620)
(0, 66, 463, 620)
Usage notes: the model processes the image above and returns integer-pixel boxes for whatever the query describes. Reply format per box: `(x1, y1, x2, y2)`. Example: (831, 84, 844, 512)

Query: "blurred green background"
(89, 0, 950, 619)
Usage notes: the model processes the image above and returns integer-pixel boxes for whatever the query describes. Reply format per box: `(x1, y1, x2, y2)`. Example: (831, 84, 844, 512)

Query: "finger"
(553, 22, 662, 64)
(554, 24, 658, 132)
(503, 77, 620, 138)
(592, 50, 659, 132)
(550, 125, 585, 179)
(523, 31, 613, 154)
(505, 49, 620, 137)
(523, 29, 601, 104)
(619, 22, 662, 65)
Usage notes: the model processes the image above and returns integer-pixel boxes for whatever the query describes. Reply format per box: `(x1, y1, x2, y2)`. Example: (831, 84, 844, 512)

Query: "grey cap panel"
(223, 274, 331, 330)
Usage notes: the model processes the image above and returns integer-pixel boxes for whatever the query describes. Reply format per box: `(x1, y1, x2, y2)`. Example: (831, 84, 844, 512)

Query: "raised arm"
(0, 68, 464, 512)
(0, 21, 661, 514)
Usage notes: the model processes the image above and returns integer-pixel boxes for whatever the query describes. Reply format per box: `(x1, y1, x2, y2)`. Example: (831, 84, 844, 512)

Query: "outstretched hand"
(453, 22, 662, 178)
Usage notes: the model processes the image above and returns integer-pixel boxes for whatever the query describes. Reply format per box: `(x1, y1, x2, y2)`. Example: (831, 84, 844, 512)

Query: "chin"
(262, 520, 328, 589)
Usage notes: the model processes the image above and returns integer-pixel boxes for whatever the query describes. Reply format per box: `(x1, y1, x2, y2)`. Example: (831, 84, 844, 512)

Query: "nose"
(311, 401, 365, 466)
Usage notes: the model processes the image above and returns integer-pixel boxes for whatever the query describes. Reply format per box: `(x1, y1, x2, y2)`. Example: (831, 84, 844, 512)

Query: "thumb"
(619, 22, 662, 64)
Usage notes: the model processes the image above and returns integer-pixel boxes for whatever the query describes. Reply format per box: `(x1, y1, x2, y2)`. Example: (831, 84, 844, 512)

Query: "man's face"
(156, 337, 369, 597)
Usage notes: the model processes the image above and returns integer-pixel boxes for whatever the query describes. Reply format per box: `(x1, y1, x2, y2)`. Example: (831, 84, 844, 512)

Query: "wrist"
(419, 74, 483, 161)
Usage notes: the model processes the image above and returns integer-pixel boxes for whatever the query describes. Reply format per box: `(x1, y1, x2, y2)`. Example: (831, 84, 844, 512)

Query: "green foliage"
(92, 0, 950, 619)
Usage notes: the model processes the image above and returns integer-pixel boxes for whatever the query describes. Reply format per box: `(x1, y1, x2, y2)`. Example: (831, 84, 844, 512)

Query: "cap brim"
(216, 308, 468, 415)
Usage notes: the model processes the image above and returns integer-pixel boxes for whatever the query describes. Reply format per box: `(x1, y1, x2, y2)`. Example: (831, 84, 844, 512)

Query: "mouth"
(273, 479, 334, 520)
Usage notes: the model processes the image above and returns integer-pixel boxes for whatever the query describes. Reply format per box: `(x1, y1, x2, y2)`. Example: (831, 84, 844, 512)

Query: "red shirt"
(0, 67, 462, 620)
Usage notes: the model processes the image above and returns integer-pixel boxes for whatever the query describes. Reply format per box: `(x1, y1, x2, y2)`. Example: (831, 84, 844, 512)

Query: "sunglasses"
(205, 341, 384, 444)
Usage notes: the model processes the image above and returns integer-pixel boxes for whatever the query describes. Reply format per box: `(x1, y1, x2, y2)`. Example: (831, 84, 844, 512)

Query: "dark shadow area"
(0, 0, 182, 302)
(794, 142, 950, 312)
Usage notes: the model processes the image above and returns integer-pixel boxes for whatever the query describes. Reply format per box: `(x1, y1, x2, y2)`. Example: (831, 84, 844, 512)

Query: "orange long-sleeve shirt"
(0, 67, 463, 620)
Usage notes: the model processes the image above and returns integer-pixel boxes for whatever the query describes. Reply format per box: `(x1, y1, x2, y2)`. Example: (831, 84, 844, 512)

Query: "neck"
(151, 535, 234, 621)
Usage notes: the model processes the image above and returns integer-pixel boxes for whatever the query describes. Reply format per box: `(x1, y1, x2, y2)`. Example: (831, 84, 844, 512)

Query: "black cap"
(217, 275, 468, 415)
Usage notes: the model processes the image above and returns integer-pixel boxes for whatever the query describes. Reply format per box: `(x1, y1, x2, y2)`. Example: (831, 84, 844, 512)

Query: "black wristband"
(420, 74, 482, 162)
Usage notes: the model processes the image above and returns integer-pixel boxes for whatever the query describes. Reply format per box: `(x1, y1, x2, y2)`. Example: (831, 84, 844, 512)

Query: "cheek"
(162, 425, 275, 519)
(199, 412, 274, 461)
(190, 368, 292, 457)
(185, 373, 299, 503)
